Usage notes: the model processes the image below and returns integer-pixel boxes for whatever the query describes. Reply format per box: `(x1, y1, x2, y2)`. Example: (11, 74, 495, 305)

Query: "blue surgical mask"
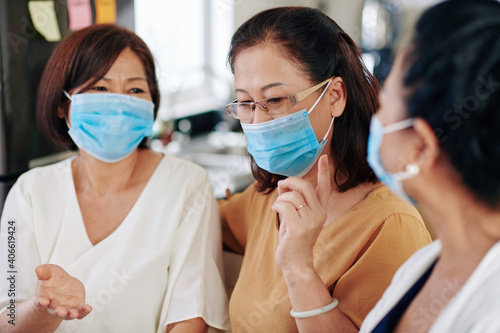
(367, 115, 419, 203)
(241, 81, 334, 178)
(64, 91, 154, 163)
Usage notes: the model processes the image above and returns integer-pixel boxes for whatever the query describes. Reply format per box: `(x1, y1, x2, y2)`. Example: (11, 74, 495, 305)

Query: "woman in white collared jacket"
(359, 0, 500, 332)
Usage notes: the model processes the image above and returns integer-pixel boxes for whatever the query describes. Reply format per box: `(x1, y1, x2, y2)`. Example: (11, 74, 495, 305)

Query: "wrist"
(281, 264, 318, 286)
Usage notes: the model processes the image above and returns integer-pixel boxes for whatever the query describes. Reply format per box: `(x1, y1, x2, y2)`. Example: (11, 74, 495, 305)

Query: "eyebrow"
(235, 82, 288, 94)
(102, 77, 147, 82)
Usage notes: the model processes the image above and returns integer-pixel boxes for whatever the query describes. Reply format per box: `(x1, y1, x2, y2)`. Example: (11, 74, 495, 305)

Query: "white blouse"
(0, 154, 229, 332)
(361, 240, 500, 333)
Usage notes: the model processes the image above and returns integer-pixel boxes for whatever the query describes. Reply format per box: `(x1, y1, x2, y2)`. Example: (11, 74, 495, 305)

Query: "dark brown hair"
(228, 7, 380, 193)
(37, 24, 159, 150)
(403, 0, 500, 208)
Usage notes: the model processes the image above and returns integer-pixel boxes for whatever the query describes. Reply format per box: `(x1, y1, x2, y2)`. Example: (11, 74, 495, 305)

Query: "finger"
(277, 178, 317, 209)
(277, 177, 295, 195)
(272, 201, 301, 226)
(278, 217, 287, 241)
(51, 304, 69, 319)
(68, 308, 79, 319)
(77, 305, 93, 320)
(34, 295, 50, 308)
(277, 176, 313, 196)
(273, 191, 306, 209)
(316, 155, 331, 208)
(35, 265, 53, 281)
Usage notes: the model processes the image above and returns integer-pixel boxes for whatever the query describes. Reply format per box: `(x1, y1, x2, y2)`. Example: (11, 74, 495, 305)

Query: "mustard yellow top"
(219, 183, 432, 332)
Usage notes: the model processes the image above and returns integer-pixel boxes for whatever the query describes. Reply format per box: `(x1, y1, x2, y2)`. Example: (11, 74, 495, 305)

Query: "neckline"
(370, 259, 438, 332)
(369, 239, 500, 332)
(67, 155, 166, 247)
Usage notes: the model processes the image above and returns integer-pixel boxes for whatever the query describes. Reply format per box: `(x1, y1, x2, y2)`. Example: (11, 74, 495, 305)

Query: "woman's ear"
(57, 105, 67, 119)
(58, 90, 72, 119)
(328, 77, 347, 118)
(411, 118, 440, 170)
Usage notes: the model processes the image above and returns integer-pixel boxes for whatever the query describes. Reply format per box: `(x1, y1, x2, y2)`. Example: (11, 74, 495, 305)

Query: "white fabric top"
(0, 154, 230, 332)
(360, 239, 500, 333)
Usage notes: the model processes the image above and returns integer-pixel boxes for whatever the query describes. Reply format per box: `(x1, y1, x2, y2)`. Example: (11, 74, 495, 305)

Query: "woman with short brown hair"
(0, 24, 229, 333)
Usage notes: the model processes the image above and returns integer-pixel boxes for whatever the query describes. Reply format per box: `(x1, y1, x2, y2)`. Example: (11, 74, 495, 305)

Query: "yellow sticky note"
(94, 0, 117, 24)
(28, 1, 61, 42)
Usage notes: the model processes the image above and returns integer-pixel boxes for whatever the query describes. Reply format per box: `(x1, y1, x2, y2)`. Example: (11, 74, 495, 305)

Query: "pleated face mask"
(64, 91, 154, 163)
(367, 115, 419, 203)
(240, 81, 334, 178)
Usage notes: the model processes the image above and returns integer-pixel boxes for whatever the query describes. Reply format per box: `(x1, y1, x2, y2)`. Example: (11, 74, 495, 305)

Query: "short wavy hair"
(37, 24, 159, 150)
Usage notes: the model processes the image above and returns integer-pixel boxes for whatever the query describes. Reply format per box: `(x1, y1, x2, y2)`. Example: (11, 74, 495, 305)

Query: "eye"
(129, 88, 146, 94)
(90, 86, 107, 92)
(237, 103, 253, 110)
(266, 97, 285, 105)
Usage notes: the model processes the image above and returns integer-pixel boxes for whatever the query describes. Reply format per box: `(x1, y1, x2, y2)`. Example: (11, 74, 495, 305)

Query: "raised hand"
(272, 155, 331, 273)
(34, 264, 92, 320)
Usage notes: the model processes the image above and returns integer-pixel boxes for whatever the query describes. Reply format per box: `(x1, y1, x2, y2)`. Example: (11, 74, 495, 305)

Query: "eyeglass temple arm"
(294, 78, 333, 104)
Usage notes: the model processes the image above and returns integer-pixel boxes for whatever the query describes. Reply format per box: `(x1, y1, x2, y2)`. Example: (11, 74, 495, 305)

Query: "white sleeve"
(159, 171, 230, 332)
(0, 178, 40, 314)
(467, 312, 500, 333)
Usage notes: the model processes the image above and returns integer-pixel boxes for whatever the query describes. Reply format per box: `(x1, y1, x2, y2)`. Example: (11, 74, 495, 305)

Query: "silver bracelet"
(290, 298, 339, 318)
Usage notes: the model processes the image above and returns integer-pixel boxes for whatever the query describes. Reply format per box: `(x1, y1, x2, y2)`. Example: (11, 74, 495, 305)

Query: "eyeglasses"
(226, 78, 332, 123)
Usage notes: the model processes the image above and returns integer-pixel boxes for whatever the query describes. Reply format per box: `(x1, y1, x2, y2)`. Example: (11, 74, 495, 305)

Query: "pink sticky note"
(67, 0, 92, 31)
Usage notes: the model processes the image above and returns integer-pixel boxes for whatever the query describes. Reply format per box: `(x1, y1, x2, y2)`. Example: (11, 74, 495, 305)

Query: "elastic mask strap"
(63, 90, 72, 101)
(384, 118, 414, 134)
(63, 91, 72, 129)
(322, 117, 335, 142)
(307, 79, 333, 115)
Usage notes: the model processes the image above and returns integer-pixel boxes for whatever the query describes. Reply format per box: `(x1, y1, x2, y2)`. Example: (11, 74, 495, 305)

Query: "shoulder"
(1, 158, 73, 221)
(444, 241, 500, 326)
(355, 186, 428, 237)
(159, 153, 207, 178)
(157, 153, 211, 188)
(339, 185, 429, 243)
(362, 185, 422, 221)
(219, 181, 275, 215)
(13, 157, 72, 194)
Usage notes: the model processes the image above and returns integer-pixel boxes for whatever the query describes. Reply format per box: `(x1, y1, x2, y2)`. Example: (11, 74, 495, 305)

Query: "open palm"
(34, 264, 92, 320)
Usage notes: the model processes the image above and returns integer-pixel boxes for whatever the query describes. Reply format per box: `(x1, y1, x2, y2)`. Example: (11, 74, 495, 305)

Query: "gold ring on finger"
(296, 202, 307, 210)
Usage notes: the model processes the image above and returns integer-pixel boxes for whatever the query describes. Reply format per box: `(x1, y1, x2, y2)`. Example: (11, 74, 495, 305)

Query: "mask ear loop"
(321, 117, 335, 142)
(63, 90, 72, 129)
(307, 79, 335, 142)
(63, 90, 72, 101)
(382, 117, 419, 180)
(307, 79, 333, 115)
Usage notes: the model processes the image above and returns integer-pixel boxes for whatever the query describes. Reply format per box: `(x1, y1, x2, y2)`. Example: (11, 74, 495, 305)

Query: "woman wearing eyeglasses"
(219, 6, 432, 333)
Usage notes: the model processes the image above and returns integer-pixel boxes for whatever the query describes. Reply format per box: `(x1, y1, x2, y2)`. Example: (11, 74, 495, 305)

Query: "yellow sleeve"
(333, 213, 432, 328)
(218, 183, 259, 255)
